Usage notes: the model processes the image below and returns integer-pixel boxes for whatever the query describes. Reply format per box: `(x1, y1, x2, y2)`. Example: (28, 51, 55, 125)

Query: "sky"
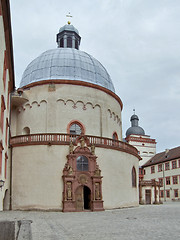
(9, 0, 180, 153)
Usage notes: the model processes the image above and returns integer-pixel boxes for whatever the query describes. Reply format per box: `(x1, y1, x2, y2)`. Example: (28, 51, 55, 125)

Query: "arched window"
(77, 155, 88, 171)
(70, 123, 82, 135)
(132, 167, 137, 187)
(112, 132, 118, 140)
(60, 38, 64, 47)
(22, 127, 30, 135)
(67, 37, 72, 48)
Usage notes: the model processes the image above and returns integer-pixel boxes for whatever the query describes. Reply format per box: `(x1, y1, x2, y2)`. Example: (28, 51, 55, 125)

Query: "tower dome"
(59, 24, 79, 35)
(126, 113, 145, 137)
(19, 23, 115, 92)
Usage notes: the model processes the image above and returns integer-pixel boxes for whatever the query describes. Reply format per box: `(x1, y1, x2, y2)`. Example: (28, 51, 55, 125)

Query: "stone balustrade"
(10, 133, 140, 158)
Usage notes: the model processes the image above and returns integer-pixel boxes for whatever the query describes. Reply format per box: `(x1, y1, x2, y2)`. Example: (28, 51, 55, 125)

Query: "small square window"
(173, 176, 178, 184)
(165, 162, 170, 170)
(151, 166, 155, 174)
(160, 190, 164, 198)
(159, 178, 163, 187)
(174, 189, 178, 198)
(172, 160, 177, 169)
(158, 164, 162, 172)
(166, 177, 170, 185)
(166, 190, 170, 198)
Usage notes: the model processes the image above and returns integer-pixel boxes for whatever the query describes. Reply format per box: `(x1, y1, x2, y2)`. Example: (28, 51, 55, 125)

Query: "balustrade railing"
(10, 133, 139, 156)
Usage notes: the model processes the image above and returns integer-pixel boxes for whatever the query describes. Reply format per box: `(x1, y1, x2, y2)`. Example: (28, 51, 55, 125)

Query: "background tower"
(126, 112, 156, 166)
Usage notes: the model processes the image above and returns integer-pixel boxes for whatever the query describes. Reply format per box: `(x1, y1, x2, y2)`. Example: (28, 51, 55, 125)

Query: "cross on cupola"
(66, 12, 72, 25)
(56, 14, 81, 50)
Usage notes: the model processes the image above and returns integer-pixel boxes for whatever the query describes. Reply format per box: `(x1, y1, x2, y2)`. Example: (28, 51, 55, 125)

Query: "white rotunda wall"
(12, 84, 122, 140)
(12, 144, 139, 210)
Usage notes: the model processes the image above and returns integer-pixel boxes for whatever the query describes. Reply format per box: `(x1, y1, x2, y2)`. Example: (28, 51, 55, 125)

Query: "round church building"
(10, 23, 140, 211)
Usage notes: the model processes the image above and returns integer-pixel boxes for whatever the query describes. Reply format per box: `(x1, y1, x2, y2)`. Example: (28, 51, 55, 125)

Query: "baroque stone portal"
(62, 137, 104, 212)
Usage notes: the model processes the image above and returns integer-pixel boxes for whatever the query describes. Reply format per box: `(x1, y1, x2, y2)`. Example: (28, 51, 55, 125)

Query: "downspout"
(9, 92, 13, 210)
(162, 163, 166, 202)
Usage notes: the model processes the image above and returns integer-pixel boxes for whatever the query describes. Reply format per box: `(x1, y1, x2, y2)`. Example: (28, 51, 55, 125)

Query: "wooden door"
(145, 189, 151, 204)
(75, 186, 84, 211)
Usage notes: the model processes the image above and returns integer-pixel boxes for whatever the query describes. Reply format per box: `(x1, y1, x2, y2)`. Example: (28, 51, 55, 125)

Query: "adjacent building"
(0, 0, 15, 210)
(125, 112, 161, 204)
(142, 146, 180, 202)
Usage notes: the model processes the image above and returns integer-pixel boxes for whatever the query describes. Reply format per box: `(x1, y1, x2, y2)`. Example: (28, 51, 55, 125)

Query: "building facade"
(10, 23, 140, 211)
(125, 113, 160, 204)
(125, 113, 156, 167)
(142, 146, 180, 203)
(0, 0, 15, 211)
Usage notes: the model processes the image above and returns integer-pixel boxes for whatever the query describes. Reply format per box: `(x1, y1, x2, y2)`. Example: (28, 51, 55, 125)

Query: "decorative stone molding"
(62, 142, 104, 212)
(21, 79, 123, 109)
(108, 109, 121, 126)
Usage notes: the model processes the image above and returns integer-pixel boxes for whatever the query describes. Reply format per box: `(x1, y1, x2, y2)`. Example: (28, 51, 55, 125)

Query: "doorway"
(84, 186, 91, 210)
(145, 189, 151, 204)
(75, 185, 91, 211)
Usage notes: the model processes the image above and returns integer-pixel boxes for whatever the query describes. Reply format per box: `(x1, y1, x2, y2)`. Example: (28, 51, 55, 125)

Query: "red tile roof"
(143, 146, 180, 167)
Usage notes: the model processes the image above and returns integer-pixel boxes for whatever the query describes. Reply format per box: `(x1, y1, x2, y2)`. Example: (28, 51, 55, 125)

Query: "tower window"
(77, 155, 88, 171)
(60, 38, 64, 47)
(67, 37, 72, 48)
(70, 123, 82, 135)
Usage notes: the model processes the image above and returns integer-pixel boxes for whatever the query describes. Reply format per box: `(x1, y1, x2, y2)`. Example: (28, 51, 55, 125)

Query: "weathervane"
(66, 12, 72, 25)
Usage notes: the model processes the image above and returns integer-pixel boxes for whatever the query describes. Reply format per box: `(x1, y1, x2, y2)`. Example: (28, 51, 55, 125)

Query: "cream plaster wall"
(12, 145, 67, 210)
(96, 148, 139, 209)
(0, 14, 6, 78)
(143, 162, 180, 202)
(128, 137, 156, 166)
(12, 145, 139, 210)
(12, 84, 122, 139)
(0, 13, 11, 211)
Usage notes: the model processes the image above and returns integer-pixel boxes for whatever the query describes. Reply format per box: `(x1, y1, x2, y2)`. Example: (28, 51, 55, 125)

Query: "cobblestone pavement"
(0, 202, 179, 240)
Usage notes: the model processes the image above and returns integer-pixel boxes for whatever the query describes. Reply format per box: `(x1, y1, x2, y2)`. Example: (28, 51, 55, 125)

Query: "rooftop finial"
(133, 108, 135, 115)
(66, 12, 72, 25)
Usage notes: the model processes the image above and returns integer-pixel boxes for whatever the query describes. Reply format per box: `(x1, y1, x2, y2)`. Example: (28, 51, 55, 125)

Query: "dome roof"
(20, 48, 115, 92)
(126, 113, 145, 137)
(126, 126, 145, 137)
(59, 24, 79, 35)
(130, 114, 139, 121)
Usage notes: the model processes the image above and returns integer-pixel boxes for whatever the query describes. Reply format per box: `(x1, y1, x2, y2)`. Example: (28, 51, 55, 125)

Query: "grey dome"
(20, 48, 115, 92)
(126, 126, 145, 137)
(59, 24, 79, 35)
(130, 114, 139, 121)
(126, 113, 145, 137)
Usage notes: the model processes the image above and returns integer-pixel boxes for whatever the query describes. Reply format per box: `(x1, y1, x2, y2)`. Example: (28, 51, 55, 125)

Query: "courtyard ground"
(0, 202, 179, 240)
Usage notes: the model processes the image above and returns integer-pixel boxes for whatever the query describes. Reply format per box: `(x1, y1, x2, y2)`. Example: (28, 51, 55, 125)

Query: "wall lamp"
(0, 180, 5, 189)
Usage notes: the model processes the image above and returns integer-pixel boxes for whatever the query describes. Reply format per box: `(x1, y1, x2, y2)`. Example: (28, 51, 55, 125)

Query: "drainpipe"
(9, 92, 13, 210)
(162, 163, 166, 202)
